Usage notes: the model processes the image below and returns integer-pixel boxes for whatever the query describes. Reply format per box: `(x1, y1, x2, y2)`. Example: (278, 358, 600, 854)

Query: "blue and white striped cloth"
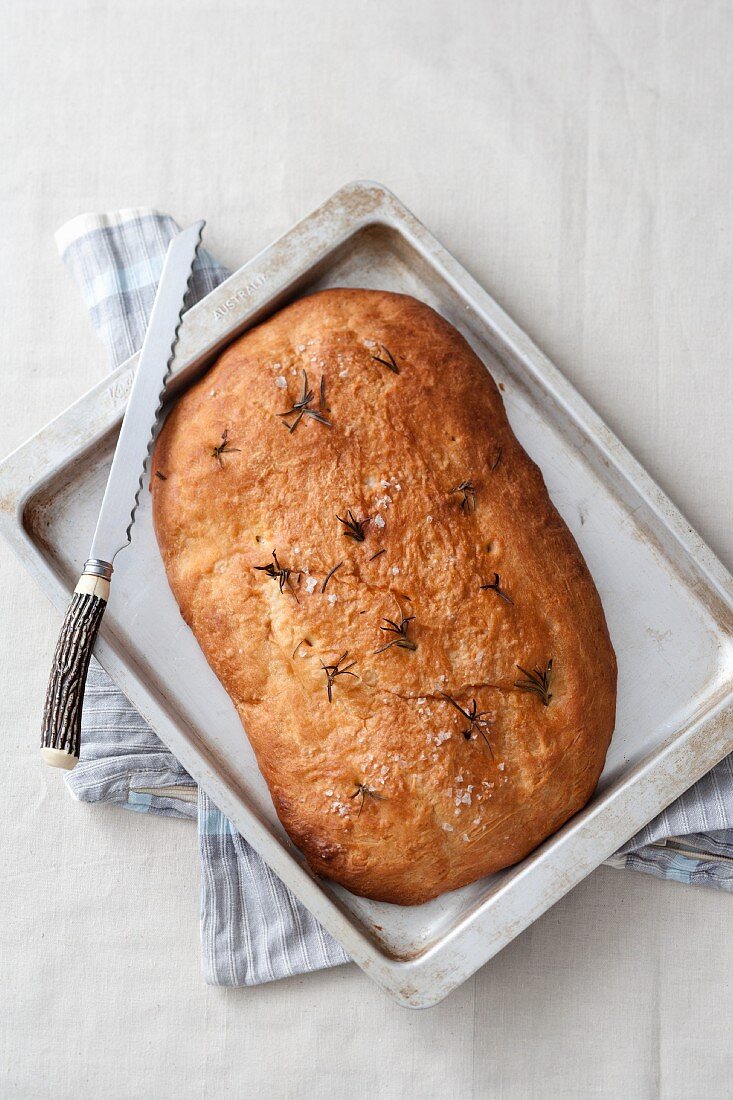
(56, 210, 733, 987)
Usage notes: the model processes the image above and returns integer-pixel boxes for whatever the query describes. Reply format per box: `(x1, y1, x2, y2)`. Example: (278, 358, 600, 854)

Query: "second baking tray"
(2, 181, 733, 1007)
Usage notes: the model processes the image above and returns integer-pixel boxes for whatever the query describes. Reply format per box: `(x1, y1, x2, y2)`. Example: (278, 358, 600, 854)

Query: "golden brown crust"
(152, 289, 617, 905)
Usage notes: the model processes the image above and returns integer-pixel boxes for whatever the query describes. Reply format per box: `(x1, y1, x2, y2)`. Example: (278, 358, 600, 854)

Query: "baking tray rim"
(2, 180, 733, 1008)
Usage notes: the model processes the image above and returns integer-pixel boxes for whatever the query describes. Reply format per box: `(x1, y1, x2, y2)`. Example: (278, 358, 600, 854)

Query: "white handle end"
(41, 747, 79, 771)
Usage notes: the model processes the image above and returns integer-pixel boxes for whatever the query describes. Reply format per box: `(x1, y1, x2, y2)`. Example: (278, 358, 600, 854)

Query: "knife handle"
(41, 561, 112, 770)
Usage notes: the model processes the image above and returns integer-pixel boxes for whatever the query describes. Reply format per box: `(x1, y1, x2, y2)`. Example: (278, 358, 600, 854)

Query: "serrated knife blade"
(90, 219, 204, 563)
(40, 219, 205, 770)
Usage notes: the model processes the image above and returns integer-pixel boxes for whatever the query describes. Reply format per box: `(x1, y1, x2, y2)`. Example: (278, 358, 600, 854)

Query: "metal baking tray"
(2, 181, 733, 1008)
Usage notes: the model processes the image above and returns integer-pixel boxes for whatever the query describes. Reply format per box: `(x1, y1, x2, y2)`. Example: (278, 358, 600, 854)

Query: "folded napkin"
(56, 211, 733, 988)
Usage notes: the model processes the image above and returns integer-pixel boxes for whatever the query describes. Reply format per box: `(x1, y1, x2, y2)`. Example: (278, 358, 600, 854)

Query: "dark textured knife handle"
(41, 561, 112, 770)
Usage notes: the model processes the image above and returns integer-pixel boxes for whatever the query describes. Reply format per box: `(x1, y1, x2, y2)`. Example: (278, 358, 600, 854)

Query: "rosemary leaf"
(371, 344, 400, 374)
(321, 561, 344, 593)
(254, 550, 302, 601)
(374, 615, 417, 655)
(479, 572, 513, 604)
(320, 652, 358, 702)
(440, 692, 494, 757)
(450, 480, 477, 514)
(211, 429, 241, 467)
(349, 782, 383, 817)
(277, 369, 332, 433)
(514, 660, 553, 706)
(337, 510, 369, 542)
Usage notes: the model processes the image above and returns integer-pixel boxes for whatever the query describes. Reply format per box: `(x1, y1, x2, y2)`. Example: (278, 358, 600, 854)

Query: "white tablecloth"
(2, 2, 732, 1096)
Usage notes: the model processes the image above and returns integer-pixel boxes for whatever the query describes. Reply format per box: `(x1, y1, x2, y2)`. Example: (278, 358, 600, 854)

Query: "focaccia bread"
(152, 288, 616, 905)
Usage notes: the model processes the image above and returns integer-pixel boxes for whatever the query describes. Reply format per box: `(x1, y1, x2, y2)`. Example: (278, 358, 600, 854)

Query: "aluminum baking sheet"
(2, 181, 733, 1008)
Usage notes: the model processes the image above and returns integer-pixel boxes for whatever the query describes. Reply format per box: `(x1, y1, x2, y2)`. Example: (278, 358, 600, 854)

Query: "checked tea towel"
(55, 208, 733, 987)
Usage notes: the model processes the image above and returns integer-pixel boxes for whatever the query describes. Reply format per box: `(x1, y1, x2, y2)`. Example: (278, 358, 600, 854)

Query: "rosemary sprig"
(292, 637, 313, 659)
(479, 572, 513, 604)
(320, 652, 358, 702)
(211, 429, 241, 467)
(277, 369, 332, 433)
(349, 782, 383, 817)
(369, 548, 386, 561)
(450, 480, 477, 514)
(374, 614, 417, 654)
(490, 446, 503, 472)
(337, 510, 369, 542)
(440, 693, 494, 757)
(155, 471, 167, 481)
(514, 659, 553, 706)
(321, 561, 344, 593)
(254, 550, 302, 601)
(371, 344, 400, 374)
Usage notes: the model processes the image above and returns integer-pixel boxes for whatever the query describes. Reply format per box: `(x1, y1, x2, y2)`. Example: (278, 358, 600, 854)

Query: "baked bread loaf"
(152, 288, 616, 905)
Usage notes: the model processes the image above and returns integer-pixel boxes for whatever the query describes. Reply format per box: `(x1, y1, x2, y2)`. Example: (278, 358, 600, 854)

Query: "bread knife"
(40, 220, 205, 770)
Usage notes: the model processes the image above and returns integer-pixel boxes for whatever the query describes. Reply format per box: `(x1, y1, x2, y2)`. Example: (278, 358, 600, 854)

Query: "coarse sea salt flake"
(374, 514, 385, 528)
(328, 593, 338, 605)
(391, 565, 400, 575)
(304, 577, 318, 594)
